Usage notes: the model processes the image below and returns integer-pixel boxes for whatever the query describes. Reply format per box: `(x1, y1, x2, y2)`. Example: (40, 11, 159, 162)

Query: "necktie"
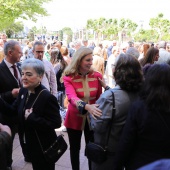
(11, 65, 18, 80)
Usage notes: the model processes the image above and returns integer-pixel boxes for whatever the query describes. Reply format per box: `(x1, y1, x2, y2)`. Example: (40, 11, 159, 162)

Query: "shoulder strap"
(31, 89, 47, 108)
(105, 91, 115, 147)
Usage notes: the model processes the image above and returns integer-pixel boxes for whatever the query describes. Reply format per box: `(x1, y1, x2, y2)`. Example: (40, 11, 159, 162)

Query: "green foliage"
(27, 26, 39, 41)
(149, 13, 170, 41)
(62, 27, 73, 44)
(86, 14, 170, 42)
(58, 30, 63, 41)
(27, 30, 34, 41)
(31, 26, 39, 35)
(86, 17, 138, 42)
(5, 21, 24, 38)
(41, 26, 47, 35)
(134, 13, 170, 42)
(0, 0, 51, 31)
(134, 29, 158, 42)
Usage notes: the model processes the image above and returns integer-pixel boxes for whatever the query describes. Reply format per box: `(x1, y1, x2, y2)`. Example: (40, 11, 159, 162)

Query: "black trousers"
(67, 120, 94, 170)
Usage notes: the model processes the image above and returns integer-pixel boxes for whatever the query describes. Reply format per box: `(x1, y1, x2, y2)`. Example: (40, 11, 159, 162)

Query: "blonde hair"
(93, 46, 102, 56)
(143, 43, 150, 57)
(62, 47, 93, 77)
(60, 46, 68, 56)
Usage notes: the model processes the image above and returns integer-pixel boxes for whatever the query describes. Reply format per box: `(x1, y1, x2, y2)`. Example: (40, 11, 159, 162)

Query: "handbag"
(35, 131, 67, 163)
(30, 89, 68, 163)
(86, 91, 115, 164)
(86, 142, 107, 164)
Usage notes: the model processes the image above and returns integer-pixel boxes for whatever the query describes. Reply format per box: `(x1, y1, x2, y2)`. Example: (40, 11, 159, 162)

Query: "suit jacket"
(0, 84, 61, 161)
(0, 60, 21, 103)
(0, 60, 21, 127)
(107, 45, 113, 57)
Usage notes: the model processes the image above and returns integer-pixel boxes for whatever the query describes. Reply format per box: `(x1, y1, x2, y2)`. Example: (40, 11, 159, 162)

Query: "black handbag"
(31, 89, 68, 163)
(86, 91, 115, 164)
(86, 142, 107, 164)
(35, 131, 68, 163)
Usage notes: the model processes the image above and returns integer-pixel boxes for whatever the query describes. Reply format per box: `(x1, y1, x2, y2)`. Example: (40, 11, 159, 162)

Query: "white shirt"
(41, 59, 57, 96)
(4, 59, 21, 86)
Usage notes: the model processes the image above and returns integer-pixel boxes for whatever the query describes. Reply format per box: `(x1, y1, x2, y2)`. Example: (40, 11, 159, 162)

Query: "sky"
(25, 0, 170, 31)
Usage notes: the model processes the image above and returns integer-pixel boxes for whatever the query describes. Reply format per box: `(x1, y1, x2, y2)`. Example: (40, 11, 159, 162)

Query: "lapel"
(18, 89, 28, 120)
(16, 62, 22, 87)
(0, 60, 19, 87)
(16, 62, 22, 76)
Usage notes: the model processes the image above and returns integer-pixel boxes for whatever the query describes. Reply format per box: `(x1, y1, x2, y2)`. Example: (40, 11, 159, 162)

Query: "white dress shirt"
(41, 59, 57, 96)
(4, 59, 21, 86)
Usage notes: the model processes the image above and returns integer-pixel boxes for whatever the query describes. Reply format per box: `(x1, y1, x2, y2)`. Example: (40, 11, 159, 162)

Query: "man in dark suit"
(0, 40, 22, 166)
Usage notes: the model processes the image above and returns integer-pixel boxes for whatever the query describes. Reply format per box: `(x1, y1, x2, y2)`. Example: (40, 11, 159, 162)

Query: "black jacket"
(0, 84, 61, 161)
(0, 60, 21, 131)
(114, 99, 170, 170)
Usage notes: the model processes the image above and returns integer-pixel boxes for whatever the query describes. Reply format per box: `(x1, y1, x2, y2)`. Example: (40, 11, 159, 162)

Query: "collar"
(28, 83, 44, 94)
(4, 59, 17, 69)
(78, 72, 89, 76)
(114, 85, 121, 90)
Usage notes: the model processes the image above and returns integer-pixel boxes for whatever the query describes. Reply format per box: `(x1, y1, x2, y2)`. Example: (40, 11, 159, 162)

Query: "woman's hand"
(12, 88, 20, 98)
(98, 78, 107, 89)
(98, 77, 110, 91)
(25, 108, 33, 120)
(85, 104, 102, 119)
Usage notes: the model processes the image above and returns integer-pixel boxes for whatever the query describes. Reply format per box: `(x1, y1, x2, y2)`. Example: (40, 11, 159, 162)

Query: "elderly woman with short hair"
(0, 58, 61, 170)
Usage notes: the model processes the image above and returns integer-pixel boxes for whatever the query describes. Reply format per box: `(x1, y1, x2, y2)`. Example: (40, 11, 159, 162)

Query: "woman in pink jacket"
(62, 47, 103, 170)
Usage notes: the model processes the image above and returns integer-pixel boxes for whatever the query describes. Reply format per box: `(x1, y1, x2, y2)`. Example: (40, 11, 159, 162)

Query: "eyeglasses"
(35, 51, 44, 54)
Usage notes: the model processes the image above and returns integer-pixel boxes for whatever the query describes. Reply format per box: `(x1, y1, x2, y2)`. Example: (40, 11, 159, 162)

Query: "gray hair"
(33, 41, 44, 51)
(3, 40, 20, 56)
(158, 41, 166, 49)
(21, 58, 45, 76)
(74, 39, 82, 46)
(126, 47, 140, 59)
(69, 42, 75, 48)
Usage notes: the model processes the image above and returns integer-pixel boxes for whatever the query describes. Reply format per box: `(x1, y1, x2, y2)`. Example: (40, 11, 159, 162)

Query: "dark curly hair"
(114, 53, 143, 92)
(140, 64, 170, 112)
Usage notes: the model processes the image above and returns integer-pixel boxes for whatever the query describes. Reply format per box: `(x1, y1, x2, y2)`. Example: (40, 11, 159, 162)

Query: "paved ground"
(12, 126, 88, 170)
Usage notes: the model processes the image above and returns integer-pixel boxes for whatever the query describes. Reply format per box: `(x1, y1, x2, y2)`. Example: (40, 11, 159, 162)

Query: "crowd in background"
(1, 31, 170, 170)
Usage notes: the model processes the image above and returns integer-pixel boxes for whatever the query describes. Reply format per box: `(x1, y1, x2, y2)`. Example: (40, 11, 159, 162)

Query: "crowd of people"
(1, 32, 170, 170)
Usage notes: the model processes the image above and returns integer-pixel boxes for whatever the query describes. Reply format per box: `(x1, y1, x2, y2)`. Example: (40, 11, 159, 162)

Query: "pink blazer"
(63, 71, 102, 130)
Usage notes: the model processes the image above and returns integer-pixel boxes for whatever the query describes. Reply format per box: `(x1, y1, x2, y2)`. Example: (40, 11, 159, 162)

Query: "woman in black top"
(0, 58, 61, 170)
(114, 64, 170, 170)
